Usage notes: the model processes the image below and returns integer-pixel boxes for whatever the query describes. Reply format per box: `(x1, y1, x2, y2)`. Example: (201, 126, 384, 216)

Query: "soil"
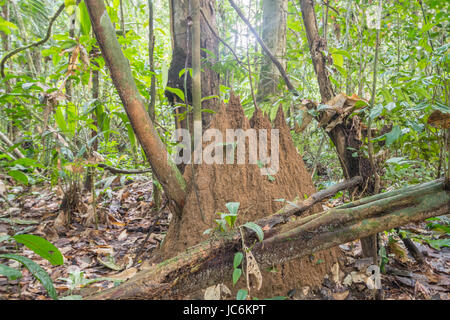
(159, 94, 341, 297)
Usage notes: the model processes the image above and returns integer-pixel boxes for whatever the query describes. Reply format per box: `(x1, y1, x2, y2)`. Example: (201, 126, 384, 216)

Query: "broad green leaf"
(233, 252, 244, 269)
(165, 87, 185, 102)
(13, 234, 64, 266)
(426, 238, 450, 250)
(65, 0, 76, 7)
(8, 170, 28, 185)
(243, 222, 264, 242)
(236, 289, 248, 300)
(0, 16, 17, 35)
(0, 254, 58, 300)
(55, 106, 68, 134)
(0, 264, 22, 280)
(232, 268, 242, 285)
(78, 1, 91, 36)
(385, 125, 402, 147)
(369, 104, 383, 120)
(225, 202, 240, 215)
(332, 53, 344, 69)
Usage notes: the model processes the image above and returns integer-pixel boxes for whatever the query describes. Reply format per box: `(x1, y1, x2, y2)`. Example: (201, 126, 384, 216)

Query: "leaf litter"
(0, 176, 448, 300)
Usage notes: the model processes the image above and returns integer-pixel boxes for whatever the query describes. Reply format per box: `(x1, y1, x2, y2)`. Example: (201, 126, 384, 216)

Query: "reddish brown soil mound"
(160, 94, 340, 297)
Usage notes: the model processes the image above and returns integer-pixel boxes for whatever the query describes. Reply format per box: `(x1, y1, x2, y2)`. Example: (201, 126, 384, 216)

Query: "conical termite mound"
(159, 94, 341, 297)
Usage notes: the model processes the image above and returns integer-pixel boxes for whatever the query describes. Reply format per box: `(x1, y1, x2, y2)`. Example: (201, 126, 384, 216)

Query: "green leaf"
(78, 1, 91, 36)
(243, 222, 264, 242)
(385, 125, 402, 147)
(332, 53, 344, 68)
(0, 254, 58, 300)
(232, 268, 242, 285)
(0, 218, 38, 225)
(13, 234, 64, 266)
(0, 16, 17, 35)
(55, 106, 68, 134)
(224, 214, 237, 229)
(0, 264, 22, 281)
(233, 252, 244, 269)
(201, 95, 219, 102)
(369, 104, 383, 120)
(225, 202, 240, 215)
(236, 289, 248, 300)
(425, 238, 450, 250)
(165, 87, 185, 102)
(8, 170, 29, 185)
(64, 0, 76, 7)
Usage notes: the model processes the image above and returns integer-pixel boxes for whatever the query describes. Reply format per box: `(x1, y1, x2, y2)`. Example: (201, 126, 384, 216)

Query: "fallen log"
(86, 179, 449, 299)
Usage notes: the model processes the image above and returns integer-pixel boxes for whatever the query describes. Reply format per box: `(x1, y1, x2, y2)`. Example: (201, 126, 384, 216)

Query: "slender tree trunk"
(299, 0, 334, 103)
(85, 0, 187, 214)
(256, 0, 287, 102)
(0, 3, 13, 139)
(65, 10, 77, 101)
(147, 0, 161, 209)
(166, 0, 219, 131)
(299, 0, 378, 259)
(84, 51, 100, 191)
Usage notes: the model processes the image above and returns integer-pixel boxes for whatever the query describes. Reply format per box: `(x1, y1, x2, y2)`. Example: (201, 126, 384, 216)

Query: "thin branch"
(97, 164, 152, 174)
(200, 8, 247, 70)
(367, 0, 382, 195)
(0, 3, 66, 78)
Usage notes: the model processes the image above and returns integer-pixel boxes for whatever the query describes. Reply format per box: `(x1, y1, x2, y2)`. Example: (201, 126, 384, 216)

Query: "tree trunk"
(299, 0, 378, 259)
(87, 179, 450, 299)
(166, 0, 219, 132)
(256, 0, 287, 102)
(299, 0, 334, 102)
(85, 0, 187, 214)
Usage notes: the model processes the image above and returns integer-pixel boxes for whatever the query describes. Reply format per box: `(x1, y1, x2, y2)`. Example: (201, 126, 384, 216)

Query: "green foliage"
(0, 234, 64, 299)
(236, 289, 248, 300)
(0, 263, 22, 281)
(0, 253, 58, 300)
(13, 234, 64, 266)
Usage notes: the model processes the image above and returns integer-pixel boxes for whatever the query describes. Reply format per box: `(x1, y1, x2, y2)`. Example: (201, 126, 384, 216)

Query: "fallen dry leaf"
(107, 267, 137, 281)
(332, 290, 349, 300)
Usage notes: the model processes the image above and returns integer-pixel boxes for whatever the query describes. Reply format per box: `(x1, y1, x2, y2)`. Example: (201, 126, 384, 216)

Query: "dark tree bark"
(299, 0, 334, 102)
(299, 0, 378, 259)
(166, 0, 219, 131)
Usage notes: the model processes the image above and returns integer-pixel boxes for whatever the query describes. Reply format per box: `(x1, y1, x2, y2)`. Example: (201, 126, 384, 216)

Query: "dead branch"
(0, 131, 24, 159)
(97, 164, 152, 175)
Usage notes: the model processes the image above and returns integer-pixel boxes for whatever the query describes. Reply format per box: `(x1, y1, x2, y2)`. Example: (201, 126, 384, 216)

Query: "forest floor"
(0, 177, 449, 300)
